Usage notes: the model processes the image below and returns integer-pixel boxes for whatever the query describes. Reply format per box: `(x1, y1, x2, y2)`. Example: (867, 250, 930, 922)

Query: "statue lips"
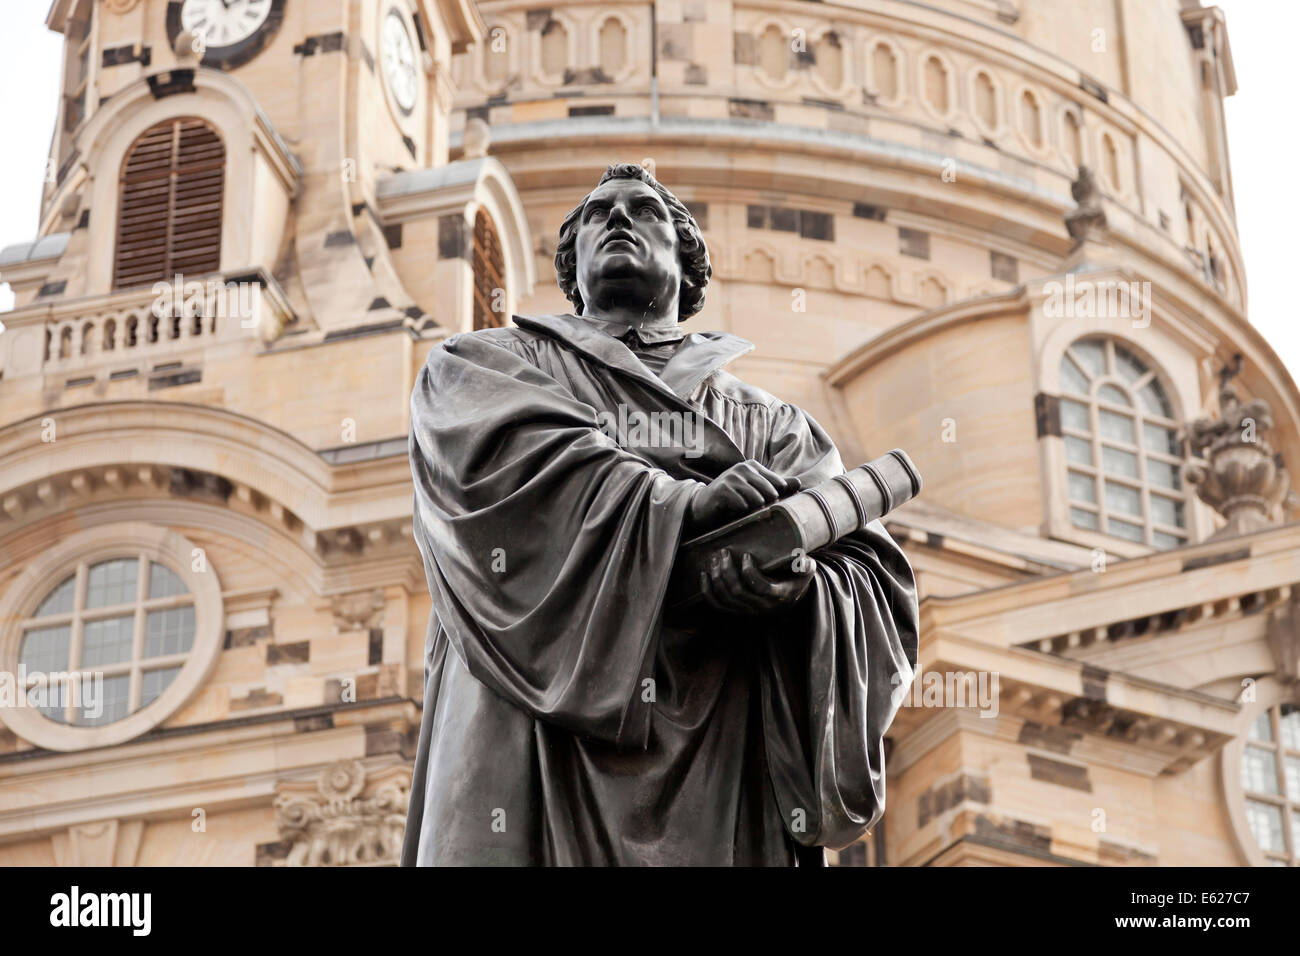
(600, 230, 639, 252)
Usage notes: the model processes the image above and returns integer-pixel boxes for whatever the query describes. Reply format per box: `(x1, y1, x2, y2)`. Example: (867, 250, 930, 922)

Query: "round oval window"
(19, 556, 196, 726)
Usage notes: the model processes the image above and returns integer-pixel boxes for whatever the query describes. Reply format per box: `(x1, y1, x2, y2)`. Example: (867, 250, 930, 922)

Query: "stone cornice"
(0, 402, 413, 534)
(891, 631, 1240, 777)
(43, 0, 75, 33)
(480, 114, 1244, 329)
(427, 0, 486, 51)
(922, 520, 1300, 648)
(0, 698, 418, 844)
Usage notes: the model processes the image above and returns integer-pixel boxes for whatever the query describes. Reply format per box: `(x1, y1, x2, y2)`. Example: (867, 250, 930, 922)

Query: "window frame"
(471, 208, 507, 331)
(1224, 686, 1300, 867)
(20, 555, 195, 726)
(1045, 336, 1193, 553)
(0, 523, 223, 752)
(112, 117, 226, 291)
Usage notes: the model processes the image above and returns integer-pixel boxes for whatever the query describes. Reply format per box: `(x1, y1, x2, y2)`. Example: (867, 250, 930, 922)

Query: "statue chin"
(591, 254, 650, 280)
(582, 273, 665, 309)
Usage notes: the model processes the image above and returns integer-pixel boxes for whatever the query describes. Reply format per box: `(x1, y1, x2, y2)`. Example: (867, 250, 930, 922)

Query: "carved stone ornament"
(173, 30, 201, 65)
(329, 588, 386, 632)
(1185, 384, 1294, 539)
(463, 117, 491, 159)
(272, 761, 411, 866)
(1064, 165, 1108, 245)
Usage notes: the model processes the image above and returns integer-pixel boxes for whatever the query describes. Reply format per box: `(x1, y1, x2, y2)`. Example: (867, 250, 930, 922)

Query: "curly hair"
(554, 163, 711, 321)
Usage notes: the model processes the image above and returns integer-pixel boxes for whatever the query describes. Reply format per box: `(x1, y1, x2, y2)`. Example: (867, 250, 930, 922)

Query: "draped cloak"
(399, 313, 919, 866)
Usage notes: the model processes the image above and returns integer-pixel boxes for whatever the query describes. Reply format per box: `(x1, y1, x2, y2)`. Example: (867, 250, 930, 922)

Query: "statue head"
(555, 163, 711, 321)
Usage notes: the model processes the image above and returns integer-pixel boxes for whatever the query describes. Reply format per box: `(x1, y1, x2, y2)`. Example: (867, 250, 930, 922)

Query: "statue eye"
(637, 204, 659, 219)
(587, 206, 609, 221)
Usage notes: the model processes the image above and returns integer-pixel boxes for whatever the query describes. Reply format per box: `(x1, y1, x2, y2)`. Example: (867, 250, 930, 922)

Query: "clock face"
(180, 0, 272, 51)
(167, 0, 284, 70)
(382, 9, 418, 115)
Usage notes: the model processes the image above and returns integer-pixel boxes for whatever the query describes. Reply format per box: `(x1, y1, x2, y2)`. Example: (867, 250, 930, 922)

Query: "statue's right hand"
(685, 460, 800, 535)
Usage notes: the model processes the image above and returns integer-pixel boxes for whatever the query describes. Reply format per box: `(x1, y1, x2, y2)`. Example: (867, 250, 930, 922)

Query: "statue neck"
(581, 304, 680, 338)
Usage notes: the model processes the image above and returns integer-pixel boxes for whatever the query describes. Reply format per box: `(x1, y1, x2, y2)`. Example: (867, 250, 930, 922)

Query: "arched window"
(973, 71, 997, 130)
(923, 55, 950, 114)
(813, 32, 844, 90)
(598, 17, 627, 78)
(1019, 90, 1042, 148)
(1101, 132, 1121, 192)
(18, 556, 195, 726)
(1062, 110, 1083, 169)
(472, 209, 506, 330)
(758, 25, 789, 83)
(870, 42, 899, 102)
(1058, 338, 1187, 548)
(113, 118, 224, 289)
(540, 19, 568, 79)
(1239, 703, 1300, 865)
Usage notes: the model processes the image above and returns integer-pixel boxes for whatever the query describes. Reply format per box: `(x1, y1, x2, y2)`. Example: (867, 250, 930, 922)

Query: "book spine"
(766, 449, 922, 562)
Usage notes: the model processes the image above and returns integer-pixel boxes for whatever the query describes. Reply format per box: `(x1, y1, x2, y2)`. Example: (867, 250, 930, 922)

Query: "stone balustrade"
(0, 269, 294, 380)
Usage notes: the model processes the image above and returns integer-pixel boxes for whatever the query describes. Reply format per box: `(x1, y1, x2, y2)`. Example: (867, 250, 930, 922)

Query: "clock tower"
(9, 0, 533, 339)
(0, 0, 533, 865)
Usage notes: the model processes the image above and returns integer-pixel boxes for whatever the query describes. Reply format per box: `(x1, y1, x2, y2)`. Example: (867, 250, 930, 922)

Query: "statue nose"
(606, 204, 633, 229)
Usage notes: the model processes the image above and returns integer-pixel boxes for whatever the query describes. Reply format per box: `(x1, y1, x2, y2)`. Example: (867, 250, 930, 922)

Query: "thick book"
(668, 449, 922, 608)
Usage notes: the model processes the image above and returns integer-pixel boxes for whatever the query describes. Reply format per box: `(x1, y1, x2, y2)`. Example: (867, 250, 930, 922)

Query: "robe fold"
(400, 313, 919, 866)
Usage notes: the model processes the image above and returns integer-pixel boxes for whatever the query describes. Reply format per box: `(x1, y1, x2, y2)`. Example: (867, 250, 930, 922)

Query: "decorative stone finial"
(1184, 371, 1294, 539)
(463, 117, 491, 159)
(1065, 165, 1107, 245)
(173, 30, 201, 65)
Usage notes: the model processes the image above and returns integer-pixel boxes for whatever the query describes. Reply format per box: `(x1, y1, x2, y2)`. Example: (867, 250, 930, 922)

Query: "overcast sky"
(1, 0, 1296, 381)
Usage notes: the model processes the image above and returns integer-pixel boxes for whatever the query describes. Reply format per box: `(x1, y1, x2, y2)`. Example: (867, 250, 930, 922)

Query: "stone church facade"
(0, 0, 1296, 867)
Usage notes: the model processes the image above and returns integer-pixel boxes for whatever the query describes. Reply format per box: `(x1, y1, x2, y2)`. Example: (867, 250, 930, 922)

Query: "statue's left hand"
(697, 549, 815, 616)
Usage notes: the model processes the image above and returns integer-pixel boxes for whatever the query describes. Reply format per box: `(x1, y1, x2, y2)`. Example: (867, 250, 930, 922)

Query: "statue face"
(574, 178, 681, 316)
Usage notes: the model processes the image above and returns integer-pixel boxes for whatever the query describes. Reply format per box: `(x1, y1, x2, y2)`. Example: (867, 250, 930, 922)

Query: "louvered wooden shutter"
(472, 209, 506, 330)
(113, 118, 224, 289)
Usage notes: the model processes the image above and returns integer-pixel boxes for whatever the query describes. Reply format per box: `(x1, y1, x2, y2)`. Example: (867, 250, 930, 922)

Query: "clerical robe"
(400, 313, 918, 866)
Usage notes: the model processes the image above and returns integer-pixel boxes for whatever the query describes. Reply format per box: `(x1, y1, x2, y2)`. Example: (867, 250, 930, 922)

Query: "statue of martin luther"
(400, 163, 919, 866)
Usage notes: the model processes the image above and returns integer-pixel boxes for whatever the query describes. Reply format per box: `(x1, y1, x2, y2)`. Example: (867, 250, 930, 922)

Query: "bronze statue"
(400, 163, 919, 866)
